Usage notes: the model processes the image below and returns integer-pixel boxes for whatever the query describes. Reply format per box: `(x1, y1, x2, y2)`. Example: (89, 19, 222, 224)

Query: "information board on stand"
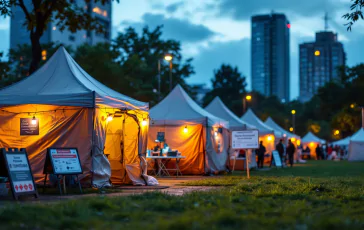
(231, 130, 259, 179)
(43, 148, 83, 195)
(0, 148, 38, 200)
(271, 150, 283, 168)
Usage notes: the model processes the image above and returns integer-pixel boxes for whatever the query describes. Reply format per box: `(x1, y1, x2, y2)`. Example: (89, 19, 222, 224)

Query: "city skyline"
(0, 0, 363, 101)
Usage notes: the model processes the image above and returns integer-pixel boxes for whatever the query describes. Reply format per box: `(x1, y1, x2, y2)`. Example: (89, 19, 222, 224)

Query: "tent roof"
(0, 47, 148, 110)
(264, 117, 300, 139)
(240, 109, 280, 136)
(350, 128, 364, 142)
(332, 136, 351, 146)
(150, 85, 228, 127)
(301, 132, 326, 144)
(205, 97, 255, 130)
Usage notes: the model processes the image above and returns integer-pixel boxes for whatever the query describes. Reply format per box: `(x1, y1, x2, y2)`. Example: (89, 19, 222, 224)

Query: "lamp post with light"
(243, 95, 252, 114)
(291, 110, 296, 134)
(157, 53, 174, 100)
(164, 54, 173, 92)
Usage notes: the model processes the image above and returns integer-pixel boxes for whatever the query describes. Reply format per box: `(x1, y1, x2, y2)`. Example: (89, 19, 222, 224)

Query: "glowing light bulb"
(142, 119, 147, 126)
(107, 114, 113, 122)
(184, 126, 188, 133)
(214, 131, 218, 137)
(267, 135, 272, 141)
(291, 138, 296, 142)
(31, 116, 37, 125)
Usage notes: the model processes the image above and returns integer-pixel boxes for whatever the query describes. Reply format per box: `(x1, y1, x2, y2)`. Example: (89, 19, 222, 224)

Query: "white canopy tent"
(301, 132, 326, 159)
(348, 128, 364, 161)
(149, 85, 230, 174)
(205, 97, 257, 170)
(264, 117, 300, 143)
(0, 47, 150, 186)
(332, 136, 351, 147)
(241, 109, 282, 162)
(205, 97, 255, 130)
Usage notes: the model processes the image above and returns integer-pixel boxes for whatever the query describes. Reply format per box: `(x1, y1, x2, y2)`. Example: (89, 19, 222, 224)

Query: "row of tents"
(0, 47, 361, 187)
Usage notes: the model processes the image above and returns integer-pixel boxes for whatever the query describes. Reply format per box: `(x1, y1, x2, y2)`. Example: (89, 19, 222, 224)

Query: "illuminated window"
(93, 7, 107, 17)
(42, 50, 47, 61)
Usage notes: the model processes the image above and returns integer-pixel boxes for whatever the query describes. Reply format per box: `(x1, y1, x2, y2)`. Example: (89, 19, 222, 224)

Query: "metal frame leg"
(76, 175, 83, 194)
(176, 158, 183, 176)
(43, 174, 48, 194)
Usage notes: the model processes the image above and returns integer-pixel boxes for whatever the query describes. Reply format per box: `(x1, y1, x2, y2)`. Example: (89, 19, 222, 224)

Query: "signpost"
(232, 130, 259, 179)
(43, 148, 83, 195)
(20, 118, 39, 136)
(0, 148, 38, 200)
(271, 150, 283, 168)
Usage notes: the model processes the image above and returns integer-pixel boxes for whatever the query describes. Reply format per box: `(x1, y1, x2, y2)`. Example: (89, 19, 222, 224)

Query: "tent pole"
(204, 117, 207, 175)
(91, 91, 96, 187)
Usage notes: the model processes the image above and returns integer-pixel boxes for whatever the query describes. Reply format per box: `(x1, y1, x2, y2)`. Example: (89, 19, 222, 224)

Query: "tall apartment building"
(251, 13, 290, 103)
(10, 0, 112, 50)
(299, 31, 346, 102)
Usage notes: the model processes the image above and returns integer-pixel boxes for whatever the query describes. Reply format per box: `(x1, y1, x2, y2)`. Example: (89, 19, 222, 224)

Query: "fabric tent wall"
(104, 114, 140, 184)
(205, 127, 229, 173)
(348, 141, 364, 161)
(148, 124, 205, 174)
(302, 142, 318, 159)
(260, 134, 275, 163)
(0, 105, 93, 183)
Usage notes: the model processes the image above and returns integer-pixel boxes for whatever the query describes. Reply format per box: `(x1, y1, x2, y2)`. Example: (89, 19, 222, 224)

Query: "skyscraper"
(299, 31, 346, 102)
(251, 13, 290, 103)
(10, 0, 112, 50)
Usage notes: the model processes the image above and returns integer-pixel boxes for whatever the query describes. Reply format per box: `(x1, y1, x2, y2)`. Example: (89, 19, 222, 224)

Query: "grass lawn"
(1, 161, 364, 230)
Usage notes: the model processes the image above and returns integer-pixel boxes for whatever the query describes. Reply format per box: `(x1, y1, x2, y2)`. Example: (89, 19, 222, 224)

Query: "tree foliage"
(0, 0, 118, 74)
(343, 0, 364, 30)
(202, 64, 247, 116)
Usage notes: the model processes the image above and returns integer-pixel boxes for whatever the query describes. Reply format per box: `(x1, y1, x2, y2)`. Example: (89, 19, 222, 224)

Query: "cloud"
(166, 1, 184, 13)
(217, 0, 345, 20)
(185, 39, 251, 87)
(121, 13, 217, 43)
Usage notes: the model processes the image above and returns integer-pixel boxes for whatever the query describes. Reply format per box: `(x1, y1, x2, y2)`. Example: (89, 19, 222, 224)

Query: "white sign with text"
(232, 130, 259, 149)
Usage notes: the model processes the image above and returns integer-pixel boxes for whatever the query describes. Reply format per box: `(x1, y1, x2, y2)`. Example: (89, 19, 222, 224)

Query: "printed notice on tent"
(20, 118, 39, 136)
(49, 148, 82, 175)
(232, 130, 259, 149)
(6, 154, 35, 193)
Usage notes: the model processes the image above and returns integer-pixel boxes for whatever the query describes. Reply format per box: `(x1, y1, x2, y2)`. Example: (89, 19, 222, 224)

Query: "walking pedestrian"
(256, 141, 266, 169)
(286, 139, 296, 167)
(276, 139, 284, 161)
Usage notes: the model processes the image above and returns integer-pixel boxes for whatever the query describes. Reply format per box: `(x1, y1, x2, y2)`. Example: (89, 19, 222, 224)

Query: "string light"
(107, 113, 113, 122)
(142, 118, 147, 126)
(184, 126, 188, 133)
(31, 115, 37, 125)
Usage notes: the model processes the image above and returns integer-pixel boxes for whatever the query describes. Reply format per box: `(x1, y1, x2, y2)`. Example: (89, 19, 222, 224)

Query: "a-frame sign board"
(43, 148, 83, 195)
(0, 148, 38, 200)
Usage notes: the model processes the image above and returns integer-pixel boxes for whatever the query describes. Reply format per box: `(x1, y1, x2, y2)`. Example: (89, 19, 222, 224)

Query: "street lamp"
(157, 53, 174, 100)
(164, 54, 173, 92)
(291, 110, 296, 134)
(243, 94, 252, 114)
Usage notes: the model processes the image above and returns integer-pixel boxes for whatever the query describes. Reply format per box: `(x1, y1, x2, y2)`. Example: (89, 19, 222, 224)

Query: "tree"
(343, 0, 364, 30)
(6, 42, 72, 79)
(0, 0, 118, 74)
(202, 64, 247, 116)
(74, 26, 196, 105)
